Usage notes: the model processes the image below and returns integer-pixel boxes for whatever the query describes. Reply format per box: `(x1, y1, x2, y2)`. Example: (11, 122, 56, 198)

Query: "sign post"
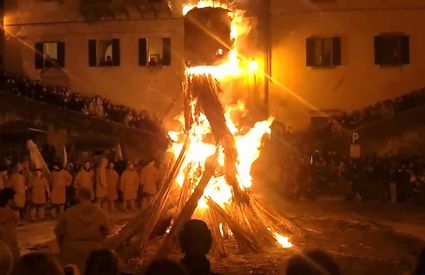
(350, 132, 361, 158)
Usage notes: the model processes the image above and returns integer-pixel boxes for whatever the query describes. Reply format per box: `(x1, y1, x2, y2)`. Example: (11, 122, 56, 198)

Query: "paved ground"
(17, 198, 425, 275)
(274, 198, 425, 275)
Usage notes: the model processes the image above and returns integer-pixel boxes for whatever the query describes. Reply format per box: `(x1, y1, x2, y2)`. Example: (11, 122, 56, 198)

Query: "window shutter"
(306, 37, 315, 67)
(57, 42, 65, 68)
(35, 42, 44, 69)
(112, 39, 120, 66)
(374, 36, 383, 65)
(332, 37, 341, 66)
(162, 37, 171, 66)
(88, 39, 97, 67)
(139, 38, 148, 66)
(401, 35, 410, 65)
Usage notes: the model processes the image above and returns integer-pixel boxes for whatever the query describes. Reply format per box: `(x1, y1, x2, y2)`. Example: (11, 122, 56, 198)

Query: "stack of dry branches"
(107, 75, 301, 259)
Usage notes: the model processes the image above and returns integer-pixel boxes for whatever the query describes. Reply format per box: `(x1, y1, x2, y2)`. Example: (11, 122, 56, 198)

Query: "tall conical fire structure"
(107, 1, 300, 260)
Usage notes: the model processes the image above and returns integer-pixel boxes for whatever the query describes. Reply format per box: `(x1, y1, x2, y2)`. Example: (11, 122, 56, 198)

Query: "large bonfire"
(107, 0, 299, 259)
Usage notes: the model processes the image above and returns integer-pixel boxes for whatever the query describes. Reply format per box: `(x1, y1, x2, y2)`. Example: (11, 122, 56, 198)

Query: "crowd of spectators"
(0, 71, 161, 132)
(334, 88, 425, 130)
(1, 209, 425, 275)
(278, 151, 425, 204)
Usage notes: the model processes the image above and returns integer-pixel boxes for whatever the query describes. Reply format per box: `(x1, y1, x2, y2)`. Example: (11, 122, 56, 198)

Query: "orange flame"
(182, 0, 230, 16)
(274, 232, 293, 248)
(168, 102, 272, 208)
(170, 1, 292, 249)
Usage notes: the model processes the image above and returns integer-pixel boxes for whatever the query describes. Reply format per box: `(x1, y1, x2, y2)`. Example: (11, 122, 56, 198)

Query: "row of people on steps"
(0, 158, 164, 221)
(0, 71, 162, 132)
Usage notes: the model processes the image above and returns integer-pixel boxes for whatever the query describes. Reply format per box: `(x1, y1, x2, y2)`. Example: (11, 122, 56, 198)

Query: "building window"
(88, 39, 120, 67)
(374, 34, 409, 66)
(139, 37, 171, 66)
(306, 37, 341, 67)
(35, 42, 65, 69)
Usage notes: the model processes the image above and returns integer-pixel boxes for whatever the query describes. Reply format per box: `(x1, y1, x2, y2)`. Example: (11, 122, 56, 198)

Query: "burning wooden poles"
(191, 75, 247, 203)
(157, 152, 218, 257)
(159, 74, 299, 255)
(107, 4, 301, 260)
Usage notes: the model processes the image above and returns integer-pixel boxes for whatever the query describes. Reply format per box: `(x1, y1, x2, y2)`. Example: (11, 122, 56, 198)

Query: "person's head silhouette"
(179, 219, 212, 257)
(85, 249, 119, 275)
(145, 258, 187, 275)
(179, 220, 214, 275)
(286, 249, 340, 275)
(414, 248, 425, 275)
(11, 253, 64, 275)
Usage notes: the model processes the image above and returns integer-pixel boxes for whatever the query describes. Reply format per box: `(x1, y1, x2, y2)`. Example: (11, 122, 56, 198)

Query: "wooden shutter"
(112, 39, 120, 66)
(88, 39, 97, 67)
(139, 38, 148, 66)
(332, 37, 341, 66)
(401, 35, 410, 65)
(57, 42, 65, 68)
(306, 37, 315, 67)
(374, 36, 383, 65)
(162, 37, 171, 66)
(35, 42, 44, 69)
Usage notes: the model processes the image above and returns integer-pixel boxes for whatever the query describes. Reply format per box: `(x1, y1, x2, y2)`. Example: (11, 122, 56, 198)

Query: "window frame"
(306, 36, 341, 68)
(374, 34, 410, 67)
(88, 38, 120, 67)
(34, 41, 65, 69)
(138, 37, 172, 67)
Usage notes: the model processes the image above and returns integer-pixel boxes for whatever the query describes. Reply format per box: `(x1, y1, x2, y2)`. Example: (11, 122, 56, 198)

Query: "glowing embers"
(274, 232, 293, 248)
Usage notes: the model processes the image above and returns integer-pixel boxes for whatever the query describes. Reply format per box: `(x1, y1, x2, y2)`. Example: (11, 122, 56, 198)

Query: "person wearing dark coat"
(0, 188, 19, 261)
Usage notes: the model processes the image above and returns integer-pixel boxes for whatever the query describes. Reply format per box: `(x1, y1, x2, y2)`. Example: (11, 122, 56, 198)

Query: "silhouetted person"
(414, 248, 425, 275)
(55, 187, 109, 273)
(179, 219, 216, 275)
(106, 162, 119, 211)
(85, 249, 119, 275)
(0, 239, 14, 275)
(148, 58, 158, 66)
(44, 55, 54, 68)
(51, 162, 73, 217)
(0, 188, 19, 261)
(140, 160, 161, 210)
(8, 163, 26, 218)
(120, 162, 139, 210)
(286, 249, 340, 275)
(29, 168, 50, 222)
(105, 56, 113, 66)
(11, 253, 64, 275)
(75, 161, 95, 199)
(0, 166, 8, 191)
(95, 158, 108, 209)
(145, 258, 188, 275)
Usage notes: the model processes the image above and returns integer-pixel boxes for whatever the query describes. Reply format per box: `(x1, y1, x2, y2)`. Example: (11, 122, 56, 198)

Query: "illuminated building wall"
(2, 0, 185, 119)
(270, 0, 425, 129)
